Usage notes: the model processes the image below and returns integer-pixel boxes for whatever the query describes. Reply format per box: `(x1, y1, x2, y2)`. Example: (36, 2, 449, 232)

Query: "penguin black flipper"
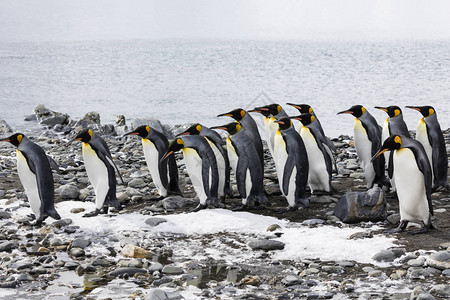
(310, 128, 333, 189)
(405, 139, 433, 216)
(91, 137, 125, 185)
(47, 155, 60, 173)
(20, 142, 60, 220)
(426, 122, 449, 189)
(363, 121, 386, 186)
(199, 141, 219, 205)
(235, 154, 249, 200)
(387, 151, 394, 180)
(148, 132, 171, 194)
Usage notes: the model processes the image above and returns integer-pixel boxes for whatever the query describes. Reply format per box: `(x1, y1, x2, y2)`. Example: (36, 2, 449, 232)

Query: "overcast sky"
(1, 0, 450, 42)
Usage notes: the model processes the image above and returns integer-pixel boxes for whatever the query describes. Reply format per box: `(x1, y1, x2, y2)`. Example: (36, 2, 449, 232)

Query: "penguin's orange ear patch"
(429, 108, 435, 116)
(176, 138, 184, 146)
(309, 107, 313, 114)
(196, 124, 202, 132)
(146, 126, 150, 134)
(236, 123, 242, 132)
(361, 106, 366, 114)
(277, 105, 281, 113)
(88, 130, 93, 137)
(394, 135, 402, 146)
(240, 110, 246, 118)
(394, 109, 401, 117)
(17, 134, 23, 144)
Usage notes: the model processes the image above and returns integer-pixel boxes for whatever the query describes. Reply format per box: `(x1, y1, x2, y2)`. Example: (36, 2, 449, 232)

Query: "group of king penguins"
(1, 104, 448, 234)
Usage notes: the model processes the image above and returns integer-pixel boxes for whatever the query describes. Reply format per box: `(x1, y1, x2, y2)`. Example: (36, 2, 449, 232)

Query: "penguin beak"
(0, 138, 10, 143)
(286, 103, 300, 109)
(337, 110, 353, 115)
(69, 137, 82, 143)
(274, 120, 285, 125)
(405, 106, 421, 112)
(289, 116, 302, 121)
(374, 106, 388, 112)
(210, 125, 227, 131)
(370, 148, 389, 163)
(176, 132, 191, 137)
(161, 151, 174, 162)
(123, 131, 139, 137)
(217, 112, 232, 117)
(247, 109, 261, 113)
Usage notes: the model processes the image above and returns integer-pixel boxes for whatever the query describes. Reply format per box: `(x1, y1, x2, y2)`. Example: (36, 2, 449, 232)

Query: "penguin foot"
(155, 195, 166, 201)
(32, 220, 43, 227)
(232, 205, 248, 211)
(190, 204, 207, 213)
(210, 202, 225, 209)
(83, 209, 101, 218)
(408, 227, 429, 235)
(26, 214, 36, 220)
(384, 220, 408, 234)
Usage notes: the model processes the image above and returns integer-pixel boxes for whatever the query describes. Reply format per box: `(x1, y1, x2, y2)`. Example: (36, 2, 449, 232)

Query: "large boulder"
(0, 118, 13, 135)
(34, 104, 70, 127)
(334, 187, 386, 223)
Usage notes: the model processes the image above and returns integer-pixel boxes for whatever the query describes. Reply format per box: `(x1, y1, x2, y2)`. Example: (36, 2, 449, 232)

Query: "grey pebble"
(145, 217, 167, 227)
(248, 239, 285, 251)
(162, 265, 184, 275)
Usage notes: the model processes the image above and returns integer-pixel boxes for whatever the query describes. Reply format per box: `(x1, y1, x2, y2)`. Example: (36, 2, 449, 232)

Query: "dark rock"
(0, 211, 12, 219)
(109, 267, 148, 278)
(162, 265, 184, 275)
(0, 241, 18, 252)
(248, 239, 285, 251)
(59, 185, 80, 199)
(145, 217, 167, 227)
(128, 178, 146, 188)
(70, 248, 85, 257)
(34, 104, 70, 127)
(429, 284, 450, 298)
(334, 187, 386, 223)
(161, 196, 195, 210)
(71, 238, 91, 249)
(372, 249, 396, 262)
(282, 275, 303, 286)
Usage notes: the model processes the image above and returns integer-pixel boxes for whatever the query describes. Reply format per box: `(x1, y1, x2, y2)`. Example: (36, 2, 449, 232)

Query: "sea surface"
(0, 39, 449, 137)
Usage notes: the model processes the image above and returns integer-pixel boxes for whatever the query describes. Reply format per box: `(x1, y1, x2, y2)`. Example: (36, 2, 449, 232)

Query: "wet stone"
(109, 267, 148, 278)
(0, 211, 11, 219)
(429, 284, 450, 298)
(128, 178, 147, 188)
(267, 224, 282, 232)
(71, 238, 91, 249)
(426, 251, 450, 270)
(145, 217, 167, 227)
(372, 249, 396, 262)
(282, 275, 303, 286)
(302, 219, 325, 226)
(407, 257, 426, 267)
(0, 241, 18, 252)
(248, 239, 285, 251)
(149, 262, 164, 272)
(162, 266, 184, 275)
(70, 208, 85, 214)
(59, 185, 80, 199)
(70, 247, 85, 258)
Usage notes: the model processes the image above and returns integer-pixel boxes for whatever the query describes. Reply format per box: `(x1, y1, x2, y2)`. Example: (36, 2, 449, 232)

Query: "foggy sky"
(0, 0, 450, 42)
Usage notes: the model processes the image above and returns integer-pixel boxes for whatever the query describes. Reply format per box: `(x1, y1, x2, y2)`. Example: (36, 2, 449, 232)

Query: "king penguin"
(250, 104, 288, 157)
(374, 105, 410, 191)
(124, 125, 181, 198)
(290, 114, 333, 194)
(217, 108, 264, 168)
(162, 135, 220, 211)
(406, 105, 449, 190)
(287, 103, 337, 153)
(338, 105, 387, 188)
(372, 135, 434, 233)
(0, 133, 61, 226)
(211, 122, 269, 210)
(71, 129, 124, 217)
(177, 123, 231, 199)
(273, 117, 309, 209)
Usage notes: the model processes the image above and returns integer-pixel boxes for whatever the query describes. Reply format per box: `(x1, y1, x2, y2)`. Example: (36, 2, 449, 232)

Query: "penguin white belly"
(207, 139, 225, 197)
(300, 127, 329, 192)
(241, 169, 252, 205)
(264, 117, 275, 156)
(416, 119, 433, 183)
(16, 150, 42, 219)
(381, 119, 390, 168)
(142, 139, 167, 197)
(273, 132, 295, 207)
(182, 148, 208, 204)
(82, 143, 109, 209)
(226, 137, 238, 173)
(394, 149, 430, 224)
(354, 119, 375, 188)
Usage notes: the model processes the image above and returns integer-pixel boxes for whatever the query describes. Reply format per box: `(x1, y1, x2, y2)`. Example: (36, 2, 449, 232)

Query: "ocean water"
(0, 39, 449, 137)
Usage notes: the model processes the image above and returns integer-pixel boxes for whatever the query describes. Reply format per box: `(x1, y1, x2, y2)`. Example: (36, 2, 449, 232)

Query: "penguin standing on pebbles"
(0, 133, 61, 226)
(372, 135, 434, 233)
(338, 105, 387, 188)
(273, 118, 309, 210)
(71, 129, 123, 217)
(124, 125, 181, 198)
(217, 108, 264, 168)
(162, 135, 220, 211)
(406, 105, 449, 190)
(177, 123, 231, 199)
(290, 114, 332, 194)
(374, 105, 410, 190)
(211, 122, 269, 210)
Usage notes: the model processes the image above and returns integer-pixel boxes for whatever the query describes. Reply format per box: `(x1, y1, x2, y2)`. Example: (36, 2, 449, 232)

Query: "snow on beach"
(4, 200, 396, 266)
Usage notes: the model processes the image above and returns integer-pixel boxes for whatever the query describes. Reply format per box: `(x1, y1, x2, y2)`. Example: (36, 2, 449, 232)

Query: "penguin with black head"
(71, 129, 123, 217)
(177, 123, 231, 199)
(211, 122, 268, 210)
(406, 105, 449, 190)
(124, 125, 181, 198)
(0, 133, 60, 226)
(372, 135, 434, 234)
(338, 105, 387, 188)
(162, 135, 220, 212)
